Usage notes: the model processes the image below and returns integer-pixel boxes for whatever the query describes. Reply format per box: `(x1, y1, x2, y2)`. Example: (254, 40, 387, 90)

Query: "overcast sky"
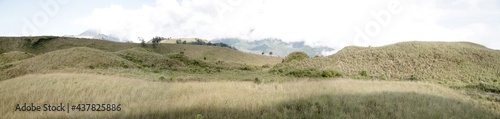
(1, 0, 499, 52)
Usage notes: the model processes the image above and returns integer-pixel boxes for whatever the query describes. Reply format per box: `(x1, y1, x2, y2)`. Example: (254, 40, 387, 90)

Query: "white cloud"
(75, 0, 500, 54)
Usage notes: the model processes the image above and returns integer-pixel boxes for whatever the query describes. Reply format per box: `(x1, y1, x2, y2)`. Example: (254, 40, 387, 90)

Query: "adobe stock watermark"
(216, 0, 243, 20)
(21, 0, 70, 36)
(353, 0, 404, 46)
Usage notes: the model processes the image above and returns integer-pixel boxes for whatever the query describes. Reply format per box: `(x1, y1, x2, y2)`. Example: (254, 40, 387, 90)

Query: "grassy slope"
(272, 41, 500, 85)
(0, 47, 137, 80)
(0, 46, 279, 82)
(0, 73, 497, 119)
(0, 51, 34, 63)
(1, 38, 499, 118)
(0, 36, 286, 82)
(0, 36, 281, 66)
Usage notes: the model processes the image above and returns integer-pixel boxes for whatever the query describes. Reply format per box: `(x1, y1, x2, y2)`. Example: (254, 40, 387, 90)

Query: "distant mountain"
(212, 38, 335, 57)
(78, 29, 101, 36)
(64, 30, 125, 42)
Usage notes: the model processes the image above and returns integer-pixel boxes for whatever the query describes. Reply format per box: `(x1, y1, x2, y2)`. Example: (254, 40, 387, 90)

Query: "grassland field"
(0, 36, 499, 118)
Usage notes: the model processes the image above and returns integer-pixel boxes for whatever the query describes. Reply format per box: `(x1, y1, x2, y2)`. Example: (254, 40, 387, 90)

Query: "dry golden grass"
(0, 46, 278, 82)
(1, 37, 499, 118)
(114, 47, 186, 69)
(153, 44, 281, 66)
(272, 41, 500, 86)
(0, 37, 280, 80)
(0, 36, 282, 66)
(0, 73, 498, 118)
(0, 47, 136, 80)
(0, 51, 34, 64)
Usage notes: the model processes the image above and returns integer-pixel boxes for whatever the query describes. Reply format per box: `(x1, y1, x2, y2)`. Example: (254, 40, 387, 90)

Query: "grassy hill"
(0, 51, 34, 63)
(271, 41, 500, 103)
(0, 73, 497, 118)
(0, 36, 281, 66)
(272, 42, 500, 84)
(1, 37, 499, 118)
(0, 47, 138, 80)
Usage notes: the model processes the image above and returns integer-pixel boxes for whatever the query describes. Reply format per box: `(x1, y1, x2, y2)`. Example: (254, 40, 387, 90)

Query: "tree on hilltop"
(151, 36, 164, 48)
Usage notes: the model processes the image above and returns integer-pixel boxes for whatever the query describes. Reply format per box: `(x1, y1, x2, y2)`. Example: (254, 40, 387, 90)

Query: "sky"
(1, 0, 499, 54)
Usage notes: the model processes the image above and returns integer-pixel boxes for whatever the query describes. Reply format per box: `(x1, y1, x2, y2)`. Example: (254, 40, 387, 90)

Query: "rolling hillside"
(0, 73, 497, 118)
(0, 47, 138, 80)
(272, 41, 500, 84)
(1, 37, 499, 118)
(0, 51, 34, 63)
(0, 36, 282, 66)
(0, 36, 283, 81)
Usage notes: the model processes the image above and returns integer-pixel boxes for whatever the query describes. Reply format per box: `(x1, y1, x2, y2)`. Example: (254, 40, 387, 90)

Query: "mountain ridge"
(212, 38, 335, 57)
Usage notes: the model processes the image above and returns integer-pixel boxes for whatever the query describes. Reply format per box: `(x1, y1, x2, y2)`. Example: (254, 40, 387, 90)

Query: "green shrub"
(278, 69, 284, 73)
(140, 39, 147, 47)
(120, 61, 129, 68)
(215, 61, 224, 65)
(409, 75, 418, 81)
(241, 66, 251, 71)
(322, 70, 342, 77)
(360, 71, 368, 77)
(196, 114, 204, 119)
(254, 77, 261, 84)
(193, 60, 200, 66)
(262, 64, 271, 68)
(286, 69, 342, 78)
(380, 74, 389, 80)
(169, 54, 189, 62)
(284, 51, 309, 63)
(189, 68, 206, 73)
(159, 76, 166, 81)
(477, 82, 500, 93)
(287, 70, 305, 77)
(158, 76, 175, 82)
(24, 36, 57, 48)
(153, 69, 160, 73)
(191, 60, 210, 68)
(204, 67, 213, 73)
(0, 63, 14, 71)
(287, 70, 312, 77)
(119, 54, 142, 63)
(240, 65, 258, 71)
